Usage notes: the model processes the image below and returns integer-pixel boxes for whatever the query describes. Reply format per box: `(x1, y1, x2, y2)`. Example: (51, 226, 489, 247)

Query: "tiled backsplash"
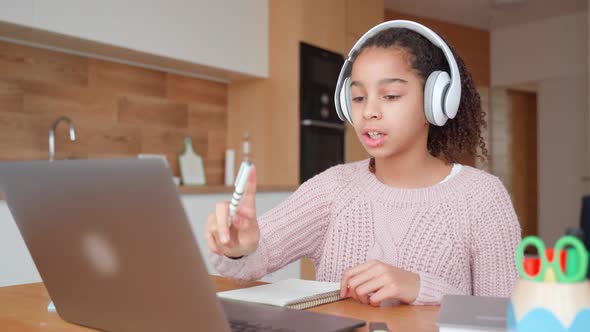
(0, 41, 228, 184)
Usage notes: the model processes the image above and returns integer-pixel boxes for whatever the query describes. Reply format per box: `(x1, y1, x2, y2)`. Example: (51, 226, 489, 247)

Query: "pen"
(228, 160, 254, 226)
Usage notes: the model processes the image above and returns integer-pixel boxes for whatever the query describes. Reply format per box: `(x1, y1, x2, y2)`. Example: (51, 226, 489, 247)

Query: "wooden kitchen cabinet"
(301, 0, 347, 54)
(228, 0, 346, 187)
(347, 0, 385, 38)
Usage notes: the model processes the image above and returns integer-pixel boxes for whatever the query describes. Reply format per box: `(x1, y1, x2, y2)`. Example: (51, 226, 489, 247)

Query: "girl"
(205, 20, 521, 306)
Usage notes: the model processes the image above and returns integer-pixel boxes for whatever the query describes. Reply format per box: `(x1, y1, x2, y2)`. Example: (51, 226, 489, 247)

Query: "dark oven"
(300, 42, 346, 184)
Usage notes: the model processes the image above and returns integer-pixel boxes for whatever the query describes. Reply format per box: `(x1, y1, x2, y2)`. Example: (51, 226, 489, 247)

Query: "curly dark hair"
(356, 27, 488, 170)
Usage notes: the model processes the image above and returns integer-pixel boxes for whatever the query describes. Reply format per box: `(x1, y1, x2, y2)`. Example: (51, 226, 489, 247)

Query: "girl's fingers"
(340, 260, 378, 297)
(205, 213, 221, 254)
(215, 202, 231, 244)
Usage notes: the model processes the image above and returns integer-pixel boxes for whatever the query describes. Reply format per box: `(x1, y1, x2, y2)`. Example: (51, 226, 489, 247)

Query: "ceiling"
(384, 0, 588, 30)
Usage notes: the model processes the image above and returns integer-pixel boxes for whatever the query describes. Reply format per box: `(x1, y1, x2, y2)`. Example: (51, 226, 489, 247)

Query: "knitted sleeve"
(469, 176, 521, 297)
(209, 166, 342, 280)
(412, 272, 466, 305)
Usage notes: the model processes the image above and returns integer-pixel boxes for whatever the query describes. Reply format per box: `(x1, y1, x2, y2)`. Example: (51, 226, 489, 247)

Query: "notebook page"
(217, 278, 340, 307)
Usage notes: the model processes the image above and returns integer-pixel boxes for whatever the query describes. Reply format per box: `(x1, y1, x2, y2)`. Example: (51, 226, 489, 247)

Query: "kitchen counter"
(0, 185, 297, 200)
(178, 185, 297, 194)
(0, 189, 298, 287)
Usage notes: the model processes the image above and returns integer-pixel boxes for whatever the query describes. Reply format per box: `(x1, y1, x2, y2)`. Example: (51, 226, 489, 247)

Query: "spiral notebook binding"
(287, 292, 342, 310)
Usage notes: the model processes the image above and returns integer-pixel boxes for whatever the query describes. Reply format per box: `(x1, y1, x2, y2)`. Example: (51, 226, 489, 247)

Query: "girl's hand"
(340, 260, 420, 306)
(204, 166, 260, 258)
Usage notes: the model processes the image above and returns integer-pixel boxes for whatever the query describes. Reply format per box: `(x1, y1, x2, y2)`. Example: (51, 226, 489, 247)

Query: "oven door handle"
(301, 119, 346, 131)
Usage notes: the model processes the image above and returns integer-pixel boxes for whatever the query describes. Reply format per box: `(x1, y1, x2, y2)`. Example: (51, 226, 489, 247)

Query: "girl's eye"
(352, 96, 365, 103)
(384, 95, 400, 101)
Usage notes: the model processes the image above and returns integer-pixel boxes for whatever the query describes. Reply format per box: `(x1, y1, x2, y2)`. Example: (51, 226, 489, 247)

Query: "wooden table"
(0, 276, 440, 332)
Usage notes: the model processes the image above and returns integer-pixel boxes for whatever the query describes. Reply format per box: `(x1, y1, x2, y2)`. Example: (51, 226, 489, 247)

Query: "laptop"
(437, 295, 509, 332)
(0, 159, 364, 332)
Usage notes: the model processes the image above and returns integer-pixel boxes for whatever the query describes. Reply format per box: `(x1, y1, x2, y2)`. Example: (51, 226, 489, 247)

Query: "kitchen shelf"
(178, 185, 296, 195)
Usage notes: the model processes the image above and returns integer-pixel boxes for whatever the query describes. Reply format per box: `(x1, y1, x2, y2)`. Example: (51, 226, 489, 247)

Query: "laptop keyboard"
(229, 319, 295, 332)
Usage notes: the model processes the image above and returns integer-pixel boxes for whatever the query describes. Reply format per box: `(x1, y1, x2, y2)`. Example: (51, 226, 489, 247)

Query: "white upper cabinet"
(0, 0, 268, 80)
(0, 0, 33, 26)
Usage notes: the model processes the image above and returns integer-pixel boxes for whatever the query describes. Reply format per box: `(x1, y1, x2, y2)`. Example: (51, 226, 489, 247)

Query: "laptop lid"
(0, 158, 230, 332)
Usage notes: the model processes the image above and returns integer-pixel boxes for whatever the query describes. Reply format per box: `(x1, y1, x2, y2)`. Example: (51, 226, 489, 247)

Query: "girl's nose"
(362, 98, 382, 120)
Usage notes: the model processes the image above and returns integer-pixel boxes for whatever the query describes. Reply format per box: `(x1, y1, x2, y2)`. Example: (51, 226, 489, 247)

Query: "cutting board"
(179, 137, 206, 186)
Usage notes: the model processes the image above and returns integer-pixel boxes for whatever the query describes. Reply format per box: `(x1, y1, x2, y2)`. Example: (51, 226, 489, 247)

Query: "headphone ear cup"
(424, 71, 450, 126)
(340, 77, 353, 124)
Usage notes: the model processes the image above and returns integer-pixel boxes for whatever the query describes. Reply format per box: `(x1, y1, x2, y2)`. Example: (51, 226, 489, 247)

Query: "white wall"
(491, 11, 589, 243)
(0, 0, 268, 79)
(537, 77, 589, 243)
(0, 192, 299, 287)
(491, 12, 588, 86)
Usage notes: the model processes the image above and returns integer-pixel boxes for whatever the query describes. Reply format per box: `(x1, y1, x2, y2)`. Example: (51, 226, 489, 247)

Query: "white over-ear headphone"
(334, 20, 461, 127)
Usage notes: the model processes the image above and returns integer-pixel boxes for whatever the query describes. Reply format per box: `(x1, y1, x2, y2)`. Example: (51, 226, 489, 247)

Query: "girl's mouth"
(363, 130, 386, 148)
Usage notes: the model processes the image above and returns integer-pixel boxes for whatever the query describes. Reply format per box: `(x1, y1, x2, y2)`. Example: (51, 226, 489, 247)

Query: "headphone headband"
(334, 20, 461, 124)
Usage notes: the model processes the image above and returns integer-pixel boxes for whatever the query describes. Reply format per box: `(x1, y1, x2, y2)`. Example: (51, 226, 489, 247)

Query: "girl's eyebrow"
(350, 78, 408, 87)
(378, 78, 408, 85)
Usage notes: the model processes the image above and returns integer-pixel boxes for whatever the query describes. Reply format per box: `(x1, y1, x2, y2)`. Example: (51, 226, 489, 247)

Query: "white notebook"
(217, 279, 343, 310)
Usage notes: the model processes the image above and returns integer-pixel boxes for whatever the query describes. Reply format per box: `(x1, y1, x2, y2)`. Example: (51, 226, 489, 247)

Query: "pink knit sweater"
(210, 159, 521, 305)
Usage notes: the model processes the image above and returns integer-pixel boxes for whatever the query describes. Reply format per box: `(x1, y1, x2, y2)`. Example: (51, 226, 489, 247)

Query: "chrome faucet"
(49, 116, 77, 162)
